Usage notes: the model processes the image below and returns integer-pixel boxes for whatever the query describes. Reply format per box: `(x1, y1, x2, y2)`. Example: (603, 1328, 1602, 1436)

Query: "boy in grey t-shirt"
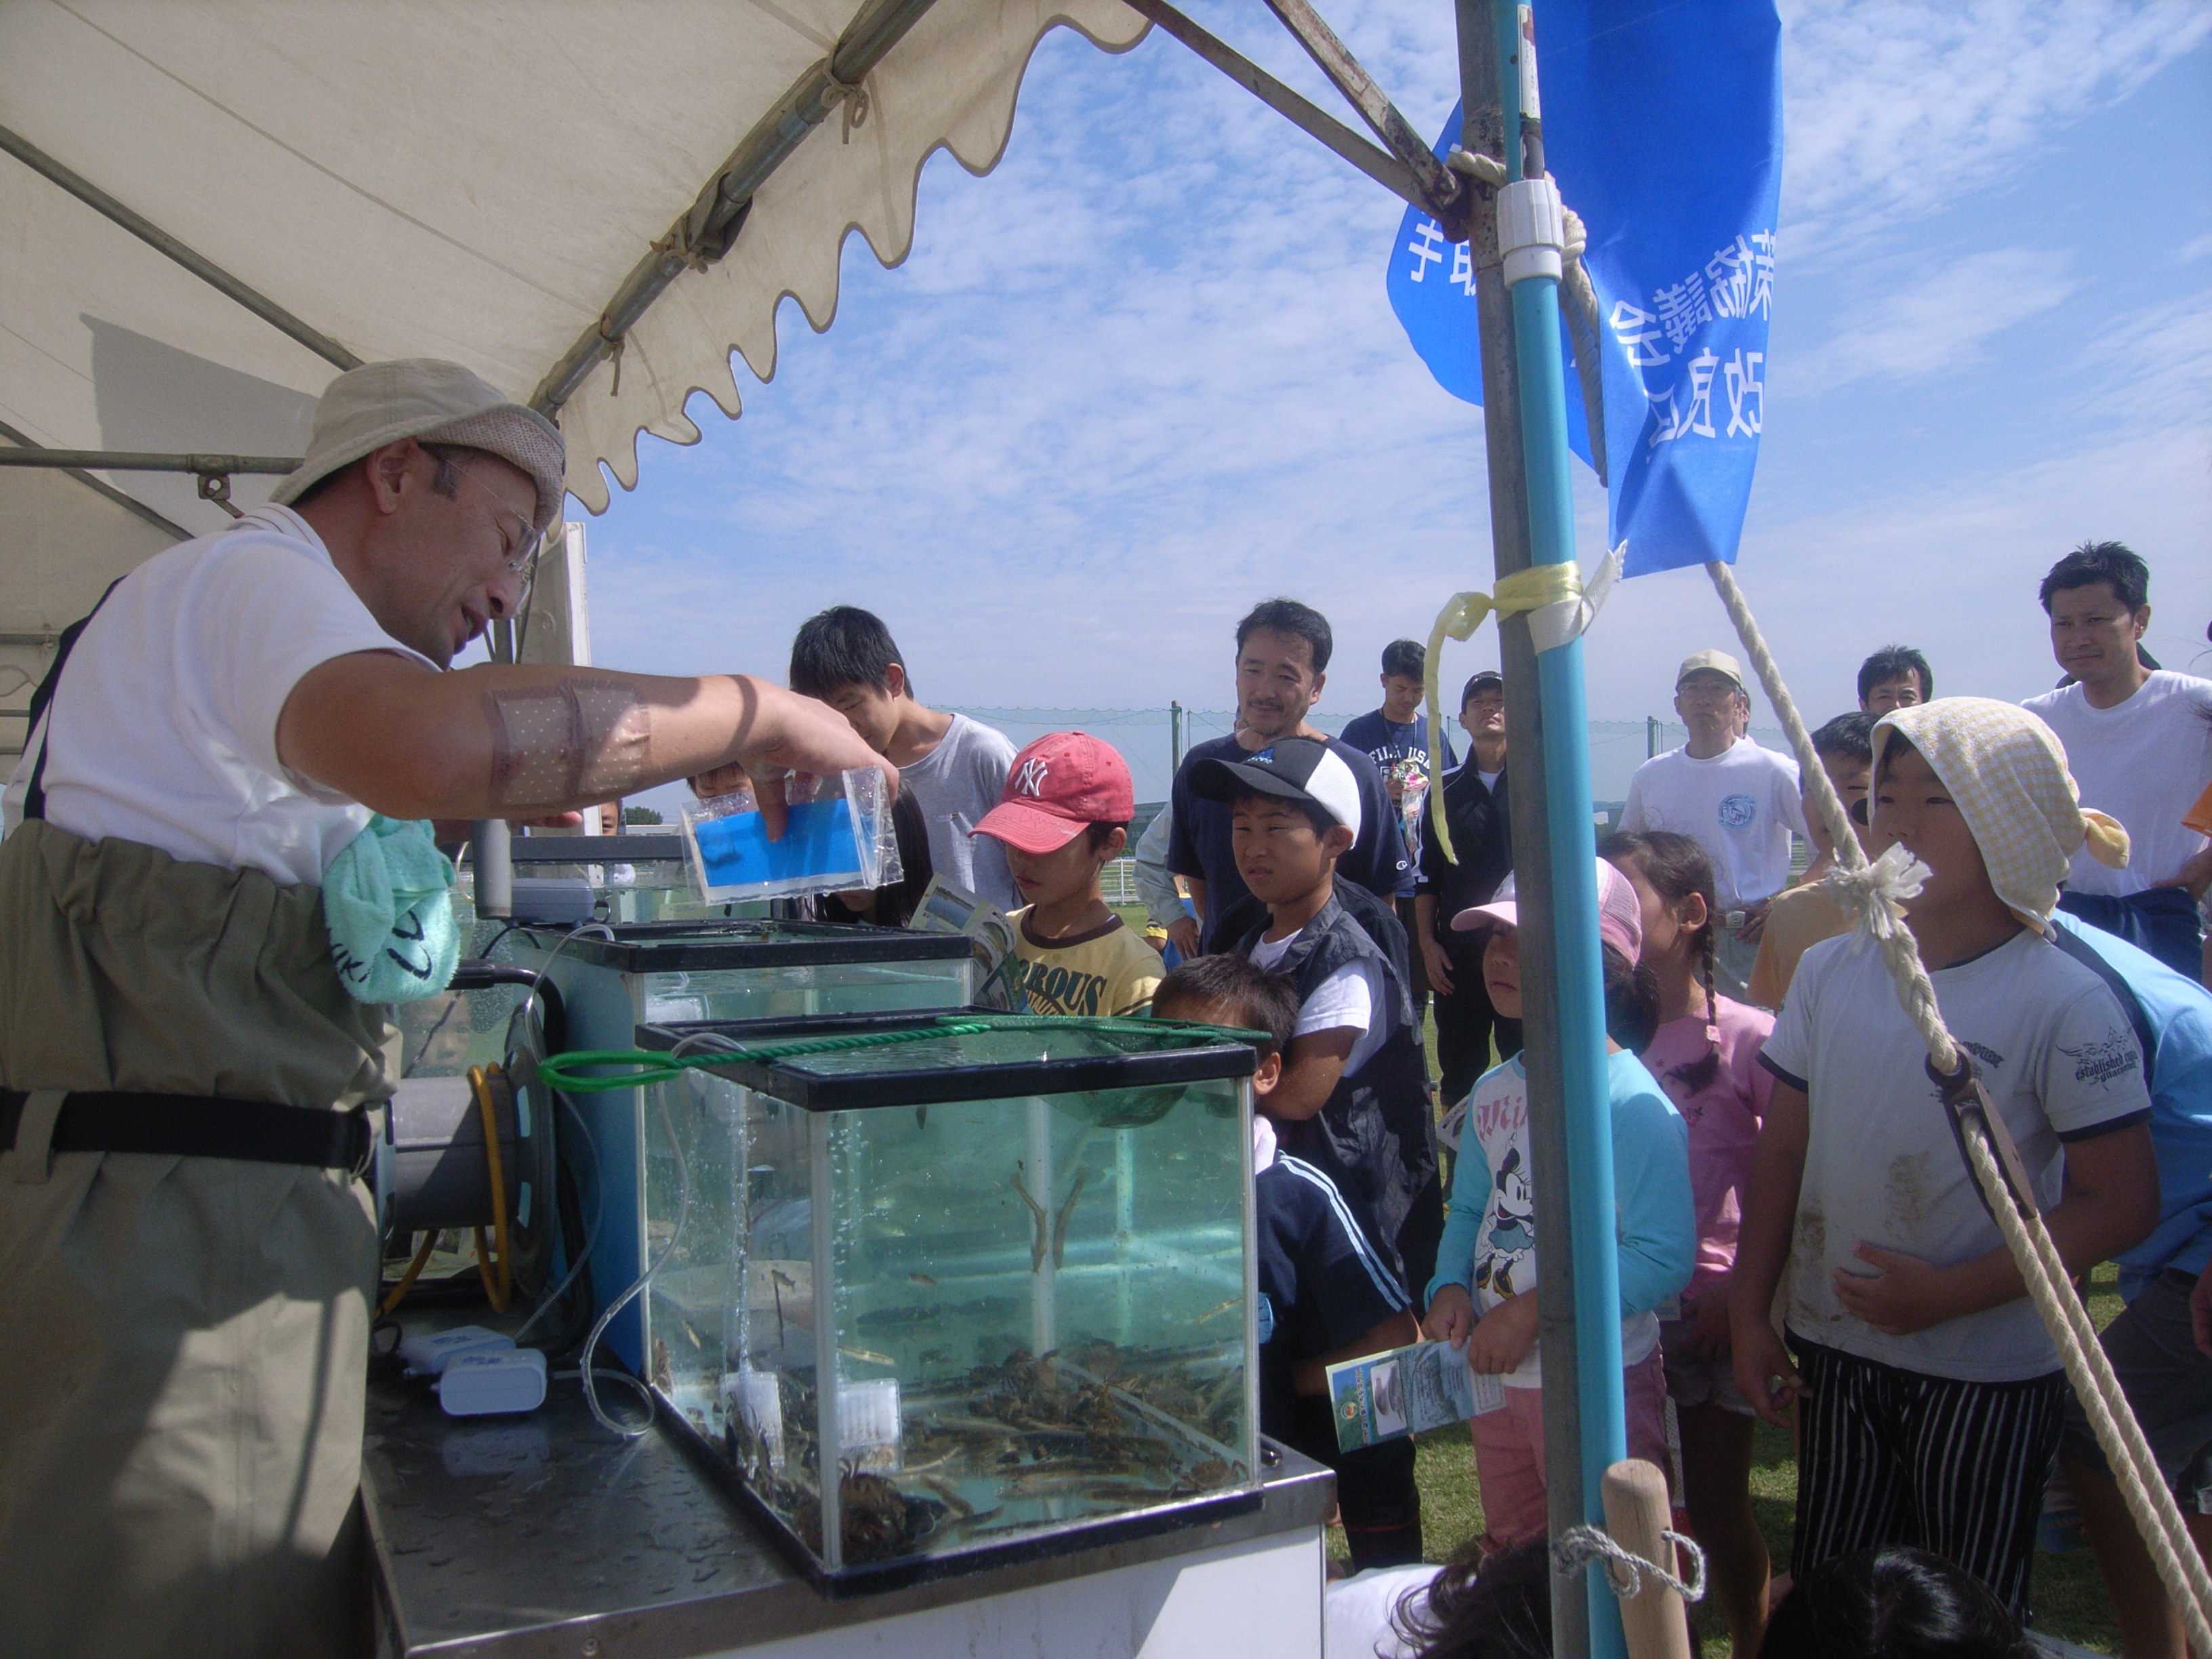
(788, 606, 1018, 910)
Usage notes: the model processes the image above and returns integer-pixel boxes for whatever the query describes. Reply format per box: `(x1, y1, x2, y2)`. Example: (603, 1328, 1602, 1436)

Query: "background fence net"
(945, 708, 1788, 808)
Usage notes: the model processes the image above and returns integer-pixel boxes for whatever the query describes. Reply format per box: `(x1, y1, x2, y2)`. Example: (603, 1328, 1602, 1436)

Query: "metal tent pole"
(0, 419, 188, 542)
(1120, 0, 1456, 224)
(529, 0, 942, 417)
(0, 124, 360, 373)
(1455, 4, 1592, 1653)
(1489, 3, 1628, 1653)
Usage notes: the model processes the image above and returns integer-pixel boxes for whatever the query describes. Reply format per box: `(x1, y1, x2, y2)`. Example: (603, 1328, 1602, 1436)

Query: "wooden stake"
(1601, 1459, 1692, 1659)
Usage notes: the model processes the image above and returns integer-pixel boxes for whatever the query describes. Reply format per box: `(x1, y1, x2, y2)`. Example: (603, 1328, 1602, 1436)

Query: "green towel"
(323, 814, 458, 1002)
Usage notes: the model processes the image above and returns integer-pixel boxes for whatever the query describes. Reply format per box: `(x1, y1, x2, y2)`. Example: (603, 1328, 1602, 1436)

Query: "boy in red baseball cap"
(972, 733, 1162, 1017)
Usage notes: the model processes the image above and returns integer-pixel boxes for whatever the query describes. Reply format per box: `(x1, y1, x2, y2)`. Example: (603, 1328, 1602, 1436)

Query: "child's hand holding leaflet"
(1422, 1283, 1475, 1347)
(1326, 1339, 1507, 1452)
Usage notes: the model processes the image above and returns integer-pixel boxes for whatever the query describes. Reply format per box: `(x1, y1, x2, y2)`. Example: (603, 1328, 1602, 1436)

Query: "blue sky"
(565, 0, 2212, 816)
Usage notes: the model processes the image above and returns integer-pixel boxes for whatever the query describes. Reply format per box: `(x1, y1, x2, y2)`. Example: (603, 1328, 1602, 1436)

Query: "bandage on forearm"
(484, 678, 654, 811)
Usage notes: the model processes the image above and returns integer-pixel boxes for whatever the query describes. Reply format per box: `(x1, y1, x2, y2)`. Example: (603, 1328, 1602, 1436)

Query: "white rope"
(1814, 841, 1927, 937)
(1555, 1523, 1707, 1604)
(1703, 559, 2212, 1651)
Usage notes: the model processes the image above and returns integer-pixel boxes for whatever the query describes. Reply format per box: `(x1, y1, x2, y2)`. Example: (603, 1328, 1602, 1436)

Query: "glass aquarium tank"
(498, 920, 977, 1027)
(493, 922, 978, 1372)
(634, 1013, 1261, 1588)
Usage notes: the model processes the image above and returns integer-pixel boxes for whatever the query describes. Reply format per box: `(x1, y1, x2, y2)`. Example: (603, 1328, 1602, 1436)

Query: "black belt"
(0, 1090, 375, 1176)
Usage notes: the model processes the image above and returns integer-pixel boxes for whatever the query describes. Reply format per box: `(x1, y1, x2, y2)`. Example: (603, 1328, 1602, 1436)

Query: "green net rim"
(531, 1015, 1268, 1092)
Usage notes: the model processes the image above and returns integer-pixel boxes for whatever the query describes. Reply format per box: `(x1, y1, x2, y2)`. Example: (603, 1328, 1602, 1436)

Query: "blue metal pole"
(1494, 5, 1627, 1653)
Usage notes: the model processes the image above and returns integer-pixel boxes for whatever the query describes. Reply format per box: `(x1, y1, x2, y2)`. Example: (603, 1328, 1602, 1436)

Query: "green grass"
(1325, 1007, 2133, 1654)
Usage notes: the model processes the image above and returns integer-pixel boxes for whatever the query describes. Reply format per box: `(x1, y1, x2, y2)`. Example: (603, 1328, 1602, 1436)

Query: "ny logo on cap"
(1015, 758, 1050, 796)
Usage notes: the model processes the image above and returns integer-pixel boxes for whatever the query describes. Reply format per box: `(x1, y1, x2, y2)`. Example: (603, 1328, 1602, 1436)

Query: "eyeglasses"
(436, 448, 540, 577)
(1676, 678, 1741, 702)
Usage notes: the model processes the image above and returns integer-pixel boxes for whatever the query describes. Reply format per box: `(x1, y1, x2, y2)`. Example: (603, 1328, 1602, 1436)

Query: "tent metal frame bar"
(529, 0, 942, 418)
(1119, 0, 1459, 229)
(0, 419, 189, 543)
(1256, 0, 1464, 230)
(0, 123, 361, 374)
(0, 445, 298, 518)
(0, 449, 299, 475)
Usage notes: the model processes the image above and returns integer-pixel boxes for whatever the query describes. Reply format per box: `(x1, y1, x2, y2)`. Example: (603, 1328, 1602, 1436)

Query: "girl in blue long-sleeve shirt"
(1421, 857, 1695, 1552)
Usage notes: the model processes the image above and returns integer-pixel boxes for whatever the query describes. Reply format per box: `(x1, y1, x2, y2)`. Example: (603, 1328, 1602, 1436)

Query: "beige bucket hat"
(270, 359, 566, 531)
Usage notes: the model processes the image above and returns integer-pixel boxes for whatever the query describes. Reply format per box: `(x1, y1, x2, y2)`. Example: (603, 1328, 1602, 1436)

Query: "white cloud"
(1785, 247, 2078, 392)
(1779, 0, 2212, 262)
(583, 2, 2212, 815)
(2073, 294, 2212, 428)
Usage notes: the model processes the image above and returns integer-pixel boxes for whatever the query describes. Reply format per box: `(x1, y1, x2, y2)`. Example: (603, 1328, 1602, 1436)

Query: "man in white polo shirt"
(2024, 541, 2212, 981)
(1622, 649, 1807, 1001)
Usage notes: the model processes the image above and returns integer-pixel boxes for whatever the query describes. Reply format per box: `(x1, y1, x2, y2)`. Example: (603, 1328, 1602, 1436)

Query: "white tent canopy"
(0, 0, 1149, 735)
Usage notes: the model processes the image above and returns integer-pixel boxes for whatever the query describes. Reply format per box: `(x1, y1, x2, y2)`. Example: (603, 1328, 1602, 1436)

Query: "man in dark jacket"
(1417, 670, 1517, 1103)
(1166, 598, 1408, 954)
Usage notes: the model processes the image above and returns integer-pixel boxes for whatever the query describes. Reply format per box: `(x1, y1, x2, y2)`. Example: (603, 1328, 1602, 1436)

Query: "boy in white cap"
(1622, 649, 1808, 1002)
(972, 732, 1160, 1017)
(1185, 733, 1439, 1568)
(1729, 697, 2160, 1618)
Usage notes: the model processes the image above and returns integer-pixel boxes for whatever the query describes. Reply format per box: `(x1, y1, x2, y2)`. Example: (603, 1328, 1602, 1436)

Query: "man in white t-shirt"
(0, 361, 888, 1659)
(2022, 541, 2212, 981)
(1621, 649, 1807, 1000)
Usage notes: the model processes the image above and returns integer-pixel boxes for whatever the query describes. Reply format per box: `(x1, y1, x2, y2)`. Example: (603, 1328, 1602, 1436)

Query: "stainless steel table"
(364, 1374, 1335, 1658)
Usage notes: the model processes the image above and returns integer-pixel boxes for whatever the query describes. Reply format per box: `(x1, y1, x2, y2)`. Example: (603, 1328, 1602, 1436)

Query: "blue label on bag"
(693, 798, 861, 888)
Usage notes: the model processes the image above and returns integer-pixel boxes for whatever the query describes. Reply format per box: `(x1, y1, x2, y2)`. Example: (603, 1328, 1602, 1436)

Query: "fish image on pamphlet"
(1327, 1340, 1506, 1453)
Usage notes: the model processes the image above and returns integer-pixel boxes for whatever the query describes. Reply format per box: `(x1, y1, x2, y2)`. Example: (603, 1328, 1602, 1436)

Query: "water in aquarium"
(490, 921, 976, 1027)
(641, 1021, 1256, 1576)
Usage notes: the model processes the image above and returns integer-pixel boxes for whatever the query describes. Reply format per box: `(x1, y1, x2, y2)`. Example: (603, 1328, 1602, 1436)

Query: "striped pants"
(1792, 1335, 2069, 1616)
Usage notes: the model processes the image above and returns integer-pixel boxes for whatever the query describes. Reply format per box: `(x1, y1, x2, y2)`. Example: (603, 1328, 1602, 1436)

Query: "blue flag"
(1386, 1, 1782, 578)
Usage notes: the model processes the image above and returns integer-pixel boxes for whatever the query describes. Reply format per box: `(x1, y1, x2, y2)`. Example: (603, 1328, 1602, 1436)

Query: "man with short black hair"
(788, 605, 1019, 912)
(1856, 646, 1932, 714)
(1166, 599, 1408, 954)
(1341, 638, 1456, 1025)
(1417, 670, 1516, 1101)
(2024, 541, 2212, 979)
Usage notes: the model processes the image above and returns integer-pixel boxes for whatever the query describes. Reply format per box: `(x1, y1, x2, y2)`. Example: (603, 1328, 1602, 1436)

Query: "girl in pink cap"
(1419, 856, 1695, 1556)
(1603, 829, 1775, 1659)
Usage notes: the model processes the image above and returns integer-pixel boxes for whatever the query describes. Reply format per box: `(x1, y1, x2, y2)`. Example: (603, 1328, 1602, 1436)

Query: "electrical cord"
(516, 920, 614, 1042)
(378, 1233, 439, 1319)
(468, 1064, 513, 1312)
(573, 1028, 735, 1437)
(512, 1087, 605, 1349)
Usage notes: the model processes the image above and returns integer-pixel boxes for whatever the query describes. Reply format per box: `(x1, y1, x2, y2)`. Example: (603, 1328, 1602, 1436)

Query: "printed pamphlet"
(1326, 1339, 1506, 1453)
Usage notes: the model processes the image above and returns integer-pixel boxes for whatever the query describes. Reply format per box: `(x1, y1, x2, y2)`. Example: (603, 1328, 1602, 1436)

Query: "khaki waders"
(0, 817, 396, 1659)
